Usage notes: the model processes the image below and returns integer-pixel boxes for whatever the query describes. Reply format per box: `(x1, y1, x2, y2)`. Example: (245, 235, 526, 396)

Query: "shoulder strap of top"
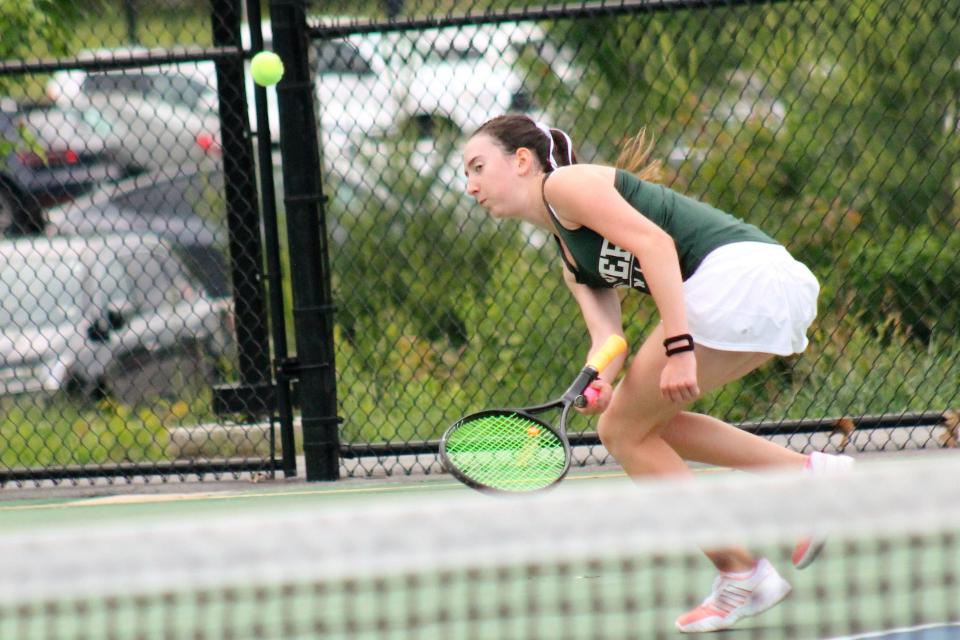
(541, 173, 566, 230)
(542, 173, 581, 279)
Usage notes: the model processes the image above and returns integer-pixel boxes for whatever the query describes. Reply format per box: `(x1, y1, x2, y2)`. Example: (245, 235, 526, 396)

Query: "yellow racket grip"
(586, 335, 628, 373)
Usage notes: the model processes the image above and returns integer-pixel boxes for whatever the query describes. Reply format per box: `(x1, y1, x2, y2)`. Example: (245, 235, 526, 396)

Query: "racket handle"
(586, 335, 628, 373)
(568, 336, 628, 407)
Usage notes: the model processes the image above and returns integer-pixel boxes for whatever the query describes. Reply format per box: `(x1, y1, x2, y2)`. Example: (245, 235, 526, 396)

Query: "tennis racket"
(440, 335, 628, 494)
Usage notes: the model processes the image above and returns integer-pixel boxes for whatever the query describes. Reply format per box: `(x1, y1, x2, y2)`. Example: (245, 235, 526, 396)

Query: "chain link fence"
(310, 1, 960, 476)
(0, 0, 957, 484)
(0, 0, 283, 484)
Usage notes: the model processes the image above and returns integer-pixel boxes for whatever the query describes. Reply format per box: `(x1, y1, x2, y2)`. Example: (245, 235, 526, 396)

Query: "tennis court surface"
(1, 452, 957, 639)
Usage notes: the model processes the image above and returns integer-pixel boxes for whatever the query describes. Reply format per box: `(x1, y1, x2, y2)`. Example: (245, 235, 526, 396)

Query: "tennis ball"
(251, 51, 284, 87)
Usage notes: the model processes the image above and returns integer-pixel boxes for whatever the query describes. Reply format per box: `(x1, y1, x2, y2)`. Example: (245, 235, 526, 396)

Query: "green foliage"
(0, 0, 88, 61)
(702, 318, 960, 424)
(834, 228, 960, 343)
(0, 386, 217, 467)
(552, 0, 960, 234)
(1, 396, 163, 467)
(336, 236, 598, 444)
(1, 0, 95, 148)
(333, 128, 496, 352)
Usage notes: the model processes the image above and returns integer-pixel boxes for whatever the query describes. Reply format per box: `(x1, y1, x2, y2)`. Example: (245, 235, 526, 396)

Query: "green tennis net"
(2, 453, 959, 639)
(443, 413, 567, 491)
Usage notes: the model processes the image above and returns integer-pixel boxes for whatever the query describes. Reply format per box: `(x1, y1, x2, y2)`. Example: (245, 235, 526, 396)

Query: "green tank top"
(546, 169, 778, 292)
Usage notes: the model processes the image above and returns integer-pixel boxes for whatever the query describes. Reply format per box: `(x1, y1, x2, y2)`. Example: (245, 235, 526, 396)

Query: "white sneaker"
(675, 558, 792, 633)
(792, 451, 856, 569)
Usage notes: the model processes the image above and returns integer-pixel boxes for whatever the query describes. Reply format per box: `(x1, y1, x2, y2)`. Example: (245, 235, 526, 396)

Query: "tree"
(0, 0, 88, 61)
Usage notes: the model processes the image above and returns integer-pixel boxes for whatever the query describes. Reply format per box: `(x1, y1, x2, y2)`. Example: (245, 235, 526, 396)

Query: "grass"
(0, 393, 210, 468)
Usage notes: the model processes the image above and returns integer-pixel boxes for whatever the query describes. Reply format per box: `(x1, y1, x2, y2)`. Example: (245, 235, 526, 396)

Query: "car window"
(111, 172, 225, 223)
(317, 41, 373, 75)
(82, 73, 152, 95)
(425, 44, 484, 63)
(0, 255, 86, 328)
(112, 180, 193, 217)
(124, 250, 183, 312)
(174, 244, 230, 299)
(146, 74, 211, 111)
(158, 249, 200, 303)
(77, 105, 114, 138)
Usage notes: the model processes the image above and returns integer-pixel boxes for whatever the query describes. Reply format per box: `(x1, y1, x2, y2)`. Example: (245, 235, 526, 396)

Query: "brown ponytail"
(473, 115, 576, 172)
(615, 128, 662, 183)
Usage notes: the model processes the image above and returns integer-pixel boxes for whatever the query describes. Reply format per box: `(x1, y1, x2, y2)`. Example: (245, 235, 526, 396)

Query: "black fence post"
(244, 0, 298, 478)
(123, 0, 139, 44)
(268, 0, 341, 480)
(209, 0, 275, 417)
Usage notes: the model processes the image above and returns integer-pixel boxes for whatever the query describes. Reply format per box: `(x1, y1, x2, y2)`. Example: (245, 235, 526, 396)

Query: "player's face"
(463, 134, 520, 219)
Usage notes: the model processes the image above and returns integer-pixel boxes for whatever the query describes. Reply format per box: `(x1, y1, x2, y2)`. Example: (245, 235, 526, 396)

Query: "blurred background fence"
(0, 0, 957, 485)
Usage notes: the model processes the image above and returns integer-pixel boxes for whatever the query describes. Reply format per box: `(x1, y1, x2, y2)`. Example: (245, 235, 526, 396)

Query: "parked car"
(374, 21, 577, 138)
(0, 233, 232, 404)
(44, 167, 231, 299)
(45, 50, 222, 174)
(1, 102, 124, 237)
(42, 23, 575, 203)
(46, 48, 218, 116)
(74, 93, 221, 174)
(281, 19, 575, 197)
(46, 47, 251, 159)
(239, 19, 397, 157)
(244, 19, 573, 154)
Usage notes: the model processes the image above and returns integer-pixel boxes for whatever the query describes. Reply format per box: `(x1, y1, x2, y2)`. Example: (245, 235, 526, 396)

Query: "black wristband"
(663, 333, 695, 356)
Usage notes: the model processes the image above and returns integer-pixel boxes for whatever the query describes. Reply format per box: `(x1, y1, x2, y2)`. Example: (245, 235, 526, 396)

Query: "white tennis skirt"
(682, 242, 820, 356)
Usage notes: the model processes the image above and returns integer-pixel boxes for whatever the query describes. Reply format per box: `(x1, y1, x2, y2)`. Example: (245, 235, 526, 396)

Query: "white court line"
(829, 621, 960, 639)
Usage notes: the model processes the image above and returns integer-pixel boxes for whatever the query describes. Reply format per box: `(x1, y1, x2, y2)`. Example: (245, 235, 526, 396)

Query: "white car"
(300, 19, 575, 138)
(46, 50, 222, 173)
(376, 21, 577, 137)
(0, 233, 231, 403)
(78, 93, 222, 173)
(46, 49, 219, 116)
(296, 19, 578, 194)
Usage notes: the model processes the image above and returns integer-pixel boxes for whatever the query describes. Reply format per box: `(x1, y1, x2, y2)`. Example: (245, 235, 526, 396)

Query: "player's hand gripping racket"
(440, 335, 628, 494)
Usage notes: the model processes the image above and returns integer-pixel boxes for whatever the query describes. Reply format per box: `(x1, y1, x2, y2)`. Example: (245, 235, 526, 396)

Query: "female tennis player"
(462, 114, 853, 633)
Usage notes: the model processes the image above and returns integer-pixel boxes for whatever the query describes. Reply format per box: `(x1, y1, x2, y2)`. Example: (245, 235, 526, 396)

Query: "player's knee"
(597, 419, 629, 461)
(596, 413, 617, 451)
(597, 412, 652, 458)
(598, 407, 674, 459)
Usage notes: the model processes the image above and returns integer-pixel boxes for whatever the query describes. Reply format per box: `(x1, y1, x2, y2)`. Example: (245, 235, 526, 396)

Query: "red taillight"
(63, 149, 79, 164)
(196, 132, 220, 155)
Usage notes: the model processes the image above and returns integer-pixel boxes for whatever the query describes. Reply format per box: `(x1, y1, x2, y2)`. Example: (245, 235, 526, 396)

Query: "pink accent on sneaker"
(792, 452, 855, 569)
(675, 558, 792, 633)
(676, 604, 729, 627)
(792, 539, 813, 567)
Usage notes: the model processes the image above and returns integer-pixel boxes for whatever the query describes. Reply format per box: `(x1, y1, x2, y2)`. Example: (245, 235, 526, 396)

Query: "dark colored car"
(45, 167, 231, 299)
(0, 104, 124, 236)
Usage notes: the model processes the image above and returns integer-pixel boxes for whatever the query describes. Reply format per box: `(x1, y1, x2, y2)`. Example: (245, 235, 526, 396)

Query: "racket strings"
(444, 413, 567, 491)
